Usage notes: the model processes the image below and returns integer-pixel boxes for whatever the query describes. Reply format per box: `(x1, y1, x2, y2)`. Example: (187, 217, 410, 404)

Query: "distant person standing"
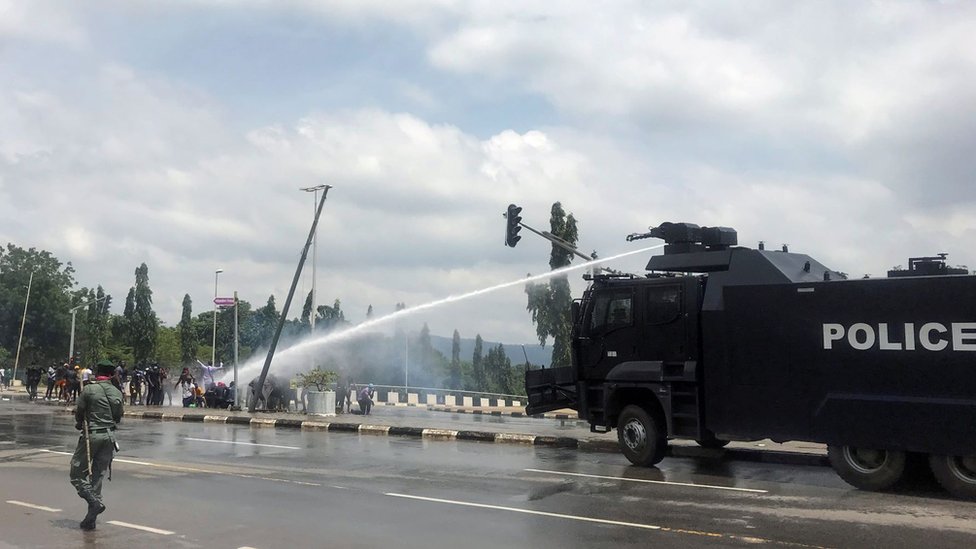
(176, 368, 195, 407)
(335, 378, 347, 414)
(26, 365, 42, 400)
(129, 368, 144, 405)
(45, 363, 57, 400)
(70, 359, 123, 531)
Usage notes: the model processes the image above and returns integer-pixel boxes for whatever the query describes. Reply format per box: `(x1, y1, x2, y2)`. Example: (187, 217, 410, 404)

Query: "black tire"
(928, 454, 976, 500)
(617, 405, 666, 466)
(827, 445, 907, 491)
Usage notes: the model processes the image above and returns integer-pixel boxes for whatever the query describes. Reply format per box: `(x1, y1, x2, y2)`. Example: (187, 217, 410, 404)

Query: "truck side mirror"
(571, 301, 581, 324)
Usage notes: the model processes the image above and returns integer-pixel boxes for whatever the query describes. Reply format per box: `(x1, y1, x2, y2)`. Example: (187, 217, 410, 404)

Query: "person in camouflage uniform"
(69, 359, 124, 531)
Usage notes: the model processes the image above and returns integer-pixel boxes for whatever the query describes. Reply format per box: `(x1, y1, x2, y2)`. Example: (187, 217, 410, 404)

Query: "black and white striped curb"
(123, 410, 829, 466)
(426, 406, 582, 422)
(118, 409, 593, 449)
(41, 406, 829, 468)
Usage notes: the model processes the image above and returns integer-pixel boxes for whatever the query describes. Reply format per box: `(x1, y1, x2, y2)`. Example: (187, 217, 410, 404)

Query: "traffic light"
(505, 204, 523, 247)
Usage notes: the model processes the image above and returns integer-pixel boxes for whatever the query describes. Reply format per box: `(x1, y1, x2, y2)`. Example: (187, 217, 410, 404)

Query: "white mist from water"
(230, 244, 663, 383)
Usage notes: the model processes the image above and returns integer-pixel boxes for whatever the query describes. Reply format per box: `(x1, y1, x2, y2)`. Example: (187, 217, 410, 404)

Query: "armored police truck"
(526, 222, 976, 498)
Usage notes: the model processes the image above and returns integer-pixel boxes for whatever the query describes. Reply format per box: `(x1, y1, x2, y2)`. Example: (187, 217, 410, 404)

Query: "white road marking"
(37, 449, 321, 487)
(183, 437, 301, 450)
(524, 468, 768, 494)
(6, 500, 62, 512)
(385, 493, 662, 530)
(107, 520, 174, 535)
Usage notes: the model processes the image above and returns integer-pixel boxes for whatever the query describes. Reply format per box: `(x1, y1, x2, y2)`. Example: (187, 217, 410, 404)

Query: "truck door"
(639, 283, 687, 364)
(579, 288, 638, 380)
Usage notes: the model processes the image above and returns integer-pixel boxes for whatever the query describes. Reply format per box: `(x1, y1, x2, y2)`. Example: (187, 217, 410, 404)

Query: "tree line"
(0, 246, 530, 395)
(0, 201, 580, 396)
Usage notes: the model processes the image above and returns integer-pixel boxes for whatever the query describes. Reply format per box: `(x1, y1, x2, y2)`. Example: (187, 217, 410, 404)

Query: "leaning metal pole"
(249, 185, 331, 413)
(13, 272, 33, 385)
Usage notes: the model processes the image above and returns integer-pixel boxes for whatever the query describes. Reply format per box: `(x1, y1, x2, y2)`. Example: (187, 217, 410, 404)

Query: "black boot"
(79, 492, 105, 530)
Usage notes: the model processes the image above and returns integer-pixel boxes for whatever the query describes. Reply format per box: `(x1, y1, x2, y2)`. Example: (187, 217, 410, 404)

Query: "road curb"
(48, 407, 829, 468)
(427, 405, 579, 421)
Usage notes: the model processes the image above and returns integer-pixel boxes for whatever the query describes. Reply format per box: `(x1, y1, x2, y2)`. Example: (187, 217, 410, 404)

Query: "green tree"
(130, 263, 158, 363)
(316, 298, 347, 332)
(83, 286, 111, 366)
(300, 290, 314, 332)
(118, 287, 135, 347)
(244, 295, 279, 352)
(445, 329, 462, 390)
(155, 326, 181, 368)
(215, 299, 251, 364)
(179, 294, 196, 365)
(483, 343, 514, 394)
(525, 202, 578, 367)
(472, 334, 485, 391)
(0, 244, 75, 364)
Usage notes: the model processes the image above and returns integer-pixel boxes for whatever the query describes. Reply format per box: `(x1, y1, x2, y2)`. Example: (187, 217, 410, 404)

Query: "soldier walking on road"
(70, 359, 124, 531)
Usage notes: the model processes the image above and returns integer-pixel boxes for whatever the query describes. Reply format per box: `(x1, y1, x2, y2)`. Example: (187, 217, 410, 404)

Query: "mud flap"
(525, 366, 578, 415)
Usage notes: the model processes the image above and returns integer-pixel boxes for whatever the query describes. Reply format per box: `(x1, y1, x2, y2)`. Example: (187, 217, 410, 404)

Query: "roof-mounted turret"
(627, 222, 737, 255)
(626, 222, 843, 311)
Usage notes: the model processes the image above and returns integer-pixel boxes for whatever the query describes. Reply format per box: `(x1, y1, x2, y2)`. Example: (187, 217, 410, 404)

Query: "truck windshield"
(589, 292, 633, 332)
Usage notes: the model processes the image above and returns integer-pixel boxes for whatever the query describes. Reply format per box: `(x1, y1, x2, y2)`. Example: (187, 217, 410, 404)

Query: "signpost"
(214, 297, 236, 309)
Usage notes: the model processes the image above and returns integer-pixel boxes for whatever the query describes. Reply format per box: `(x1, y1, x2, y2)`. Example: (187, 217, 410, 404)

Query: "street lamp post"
(68, 295, 108, 366)
(212, 269, 223, 367)
(300, 185, 328, 333)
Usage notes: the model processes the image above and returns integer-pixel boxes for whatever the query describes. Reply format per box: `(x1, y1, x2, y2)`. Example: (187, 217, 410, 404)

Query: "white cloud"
(0, 0, 87, 46)
(2, 0, 975, 351)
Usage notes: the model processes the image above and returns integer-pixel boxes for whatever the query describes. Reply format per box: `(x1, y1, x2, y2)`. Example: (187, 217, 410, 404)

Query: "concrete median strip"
(54, 408, 828, 468)
(358, 424, 391, 436)
(494, 433, 536, 445)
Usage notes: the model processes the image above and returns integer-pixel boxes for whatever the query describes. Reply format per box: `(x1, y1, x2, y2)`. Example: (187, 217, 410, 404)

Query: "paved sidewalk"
(11, 389, 829, 468)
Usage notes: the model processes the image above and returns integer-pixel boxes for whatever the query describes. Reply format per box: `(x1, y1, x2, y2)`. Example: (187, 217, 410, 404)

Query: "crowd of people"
(14, 360, 384, 416)
(15, 359, 238, 409)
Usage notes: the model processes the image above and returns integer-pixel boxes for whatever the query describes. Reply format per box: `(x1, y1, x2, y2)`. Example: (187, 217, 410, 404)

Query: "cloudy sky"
(1, 1, 974, 349)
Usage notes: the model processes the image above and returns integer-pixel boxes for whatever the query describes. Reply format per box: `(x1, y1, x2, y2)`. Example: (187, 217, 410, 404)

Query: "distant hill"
(429, 334, 552, 368)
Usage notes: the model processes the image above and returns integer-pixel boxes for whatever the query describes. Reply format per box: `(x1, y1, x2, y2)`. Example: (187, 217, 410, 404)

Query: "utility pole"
(250, 185, 331, 413)
(13, 272, 33, 384)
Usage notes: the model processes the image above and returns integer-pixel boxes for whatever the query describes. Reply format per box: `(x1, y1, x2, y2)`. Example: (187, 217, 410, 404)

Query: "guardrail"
(332, 384, 526, 408)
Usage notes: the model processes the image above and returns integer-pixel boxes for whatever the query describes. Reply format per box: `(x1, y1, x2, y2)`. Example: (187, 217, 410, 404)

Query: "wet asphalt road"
(2, 402, 976, 548)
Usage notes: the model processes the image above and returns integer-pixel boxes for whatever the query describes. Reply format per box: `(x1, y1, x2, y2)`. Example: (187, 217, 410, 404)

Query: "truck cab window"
(646, 286, 681, 325)
(589, 292, 633, 332)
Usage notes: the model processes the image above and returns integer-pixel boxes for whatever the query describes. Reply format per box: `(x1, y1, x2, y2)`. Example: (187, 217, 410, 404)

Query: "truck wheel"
(617, 405, 666, 466)
(928, 454, 976, 500)
(827, 445, 906, 491)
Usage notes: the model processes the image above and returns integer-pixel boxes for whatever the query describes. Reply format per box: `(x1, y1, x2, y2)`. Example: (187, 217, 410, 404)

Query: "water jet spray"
(232, 244, 663, 383)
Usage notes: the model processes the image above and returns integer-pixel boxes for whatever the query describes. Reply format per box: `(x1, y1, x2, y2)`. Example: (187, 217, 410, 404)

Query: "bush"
(297, 367, 338, 392)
